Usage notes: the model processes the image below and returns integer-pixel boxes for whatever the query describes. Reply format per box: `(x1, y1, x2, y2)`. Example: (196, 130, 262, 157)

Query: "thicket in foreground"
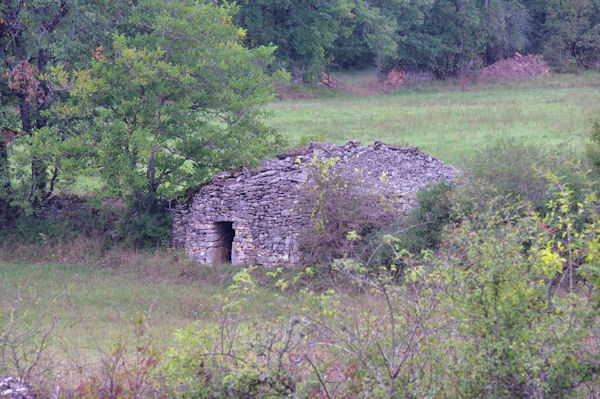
(155, 187, 599, 398)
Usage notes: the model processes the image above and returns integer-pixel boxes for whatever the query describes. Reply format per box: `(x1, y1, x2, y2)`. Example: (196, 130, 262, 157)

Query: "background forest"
(234, 0, 600, 80)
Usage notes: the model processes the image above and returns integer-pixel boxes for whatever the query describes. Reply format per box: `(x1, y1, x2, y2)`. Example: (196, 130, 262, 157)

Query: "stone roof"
(209, 140, 456, 199)
(277, 140, 456, 201)
(208, 141, 458, 215)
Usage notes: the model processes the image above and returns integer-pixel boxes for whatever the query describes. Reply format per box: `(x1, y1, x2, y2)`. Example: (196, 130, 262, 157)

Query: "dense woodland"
(235, 0, 600, 79)
(1, 1, 600, 398)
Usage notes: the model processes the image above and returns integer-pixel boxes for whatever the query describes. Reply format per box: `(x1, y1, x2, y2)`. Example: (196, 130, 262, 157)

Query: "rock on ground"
(0, 377, 35, 399)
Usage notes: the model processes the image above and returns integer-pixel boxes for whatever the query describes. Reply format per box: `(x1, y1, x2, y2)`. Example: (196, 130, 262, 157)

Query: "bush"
(433, 199, 600, 398)
(118, 198, 173, 248)
(462, 140, 554, 212)
(399, 181, 456, 253)
(586, 118, 600, 174)
(463, 140, 591, 215)
(161, 267, 302, 398)
(297, 156, 400, 266)
(0, 196, 118, 245)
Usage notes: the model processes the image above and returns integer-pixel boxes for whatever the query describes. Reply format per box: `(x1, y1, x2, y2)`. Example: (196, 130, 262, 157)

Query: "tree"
(542, 0, 600, 70)
(233, 0, 352, 82)
(327, 0, 434, 79)
(56, 0, 286, 207)
(413, 0, 485, 78)
(480, 0, 531, 62)
(0, 0, 134, 215)
(354, 1, 399, 81)
(1, 0, 68, 210)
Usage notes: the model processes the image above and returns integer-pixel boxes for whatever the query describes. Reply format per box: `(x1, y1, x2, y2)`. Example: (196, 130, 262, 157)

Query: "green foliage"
(161, 266, 301, 398)
(298, 156, 399, 265)
(158, 186, 600, 398)
(232, 0, 600, 77)
(436, 202, 598, 397)
(351, 0, 400, 80)
(0, 0, 135, 214)
(118, 199, 173, 248)
(586, 118, 600, 173)
(463, 140, 576, 213)
(542, 0, 600, 71)
(51, 0, 286, 207)
(400, 181, 455, 253)
(0, 198, 117, 246)
(234, 0, 352, 82)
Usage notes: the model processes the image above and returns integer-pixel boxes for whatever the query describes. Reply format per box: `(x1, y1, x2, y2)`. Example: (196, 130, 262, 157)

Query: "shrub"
(118, 198, 173, 248)
(0, 196, 118, 246)
(399, 181, 456, 253)
(463, 140, 593, 219)
(462, 140, 554, 212)
(586, 118, 600, 174)
(433, 199, 600, 398)
(161, 267, 303, 398)
(297, 156, 400, 266)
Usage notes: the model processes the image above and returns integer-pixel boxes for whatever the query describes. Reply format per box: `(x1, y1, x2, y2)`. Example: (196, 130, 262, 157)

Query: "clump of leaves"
(118, 197, 173, 248)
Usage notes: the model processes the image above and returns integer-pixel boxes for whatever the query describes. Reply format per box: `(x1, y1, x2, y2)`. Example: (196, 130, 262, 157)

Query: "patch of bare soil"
(477, 53, 551, 82)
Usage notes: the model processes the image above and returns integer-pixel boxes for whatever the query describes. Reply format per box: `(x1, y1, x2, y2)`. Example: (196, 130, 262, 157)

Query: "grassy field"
(2, 71, 600, 378)
(0, 243, 293, 373)
(269, 71, 600, 165)
(0, 260, 210, 364)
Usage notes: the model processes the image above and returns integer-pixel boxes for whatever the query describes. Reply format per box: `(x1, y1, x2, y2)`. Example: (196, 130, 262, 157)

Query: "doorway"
(214, 221, 235, 263)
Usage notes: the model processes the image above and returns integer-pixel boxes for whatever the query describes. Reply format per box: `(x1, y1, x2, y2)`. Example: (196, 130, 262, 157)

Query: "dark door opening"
(215, 221, 235, 263)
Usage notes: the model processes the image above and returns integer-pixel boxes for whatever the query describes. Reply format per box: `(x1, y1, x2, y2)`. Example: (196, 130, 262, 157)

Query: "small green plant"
(399, 181, 456, 253)
(586, 118, 600, 174)
(162, 267, 302, 398)
(463, 140, 555, 212)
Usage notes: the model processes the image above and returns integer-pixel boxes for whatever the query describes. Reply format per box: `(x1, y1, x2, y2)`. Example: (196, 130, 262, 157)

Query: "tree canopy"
(232, 0, 600, 79)
(54, 0, 285, 204)
(1, 0, 285, 219)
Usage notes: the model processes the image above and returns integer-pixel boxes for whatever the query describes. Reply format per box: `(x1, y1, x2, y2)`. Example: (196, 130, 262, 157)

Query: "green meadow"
(270, 72, 600, 165)
(2, 71, 600, 371)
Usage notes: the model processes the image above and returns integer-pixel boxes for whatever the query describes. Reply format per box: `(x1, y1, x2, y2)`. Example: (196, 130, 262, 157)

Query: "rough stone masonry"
(171, 141, 457, 266)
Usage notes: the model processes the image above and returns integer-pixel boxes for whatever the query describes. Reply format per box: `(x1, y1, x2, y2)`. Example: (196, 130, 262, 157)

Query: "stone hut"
(171, 141, 457, 266)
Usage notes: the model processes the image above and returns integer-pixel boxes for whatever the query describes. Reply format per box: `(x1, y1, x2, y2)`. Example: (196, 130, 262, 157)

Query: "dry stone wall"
(172, 141, 457, 266)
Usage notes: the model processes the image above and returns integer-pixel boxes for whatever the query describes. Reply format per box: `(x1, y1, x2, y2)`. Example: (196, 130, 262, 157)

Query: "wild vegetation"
(2, 0, 600, 398)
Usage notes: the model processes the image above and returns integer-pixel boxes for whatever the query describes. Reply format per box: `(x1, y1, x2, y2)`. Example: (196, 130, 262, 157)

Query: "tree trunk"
(377, 42, 382, 81)
(0, 140, 11, 219)
(147, 134, 159, 204)
(19, 96, 48, 204)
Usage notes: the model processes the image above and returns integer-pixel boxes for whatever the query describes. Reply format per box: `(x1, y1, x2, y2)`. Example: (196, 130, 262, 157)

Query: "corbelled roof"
(208, 140, 457, 205)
